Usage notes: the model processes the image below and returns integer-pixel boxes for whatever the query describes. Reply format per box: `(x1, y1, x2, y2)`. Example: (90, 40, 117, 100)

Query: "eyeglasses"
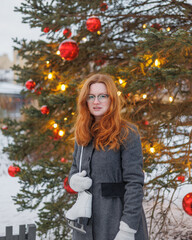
(87, 94, 109, 103)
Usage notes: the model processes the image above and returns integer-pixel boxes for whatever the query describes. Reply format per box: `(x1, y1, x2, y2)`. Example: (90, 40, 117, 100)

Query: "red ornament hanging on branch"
(86, 16, 101, 32)
(8, 166, 20, 177)
(142, 120, 149, 126)
(25, 80, 36, 90)
(40, 105, 50, 115)
(151, 23, 162, 31)
(94, 55, 107, 66)
(100, 2, 108, 11)
(34, 87, 42, 95)
(63, 177, 77, 194)
(52, 129, 62, 141)
(1, 125, 8, 130)
(59, 39, 79, 61)
(182, 192, 192, 216)
(60, 157, 68, 163)
(177, 175, 185, 183)
(43, 27, 50, 33)
(63, 28, 72, 38)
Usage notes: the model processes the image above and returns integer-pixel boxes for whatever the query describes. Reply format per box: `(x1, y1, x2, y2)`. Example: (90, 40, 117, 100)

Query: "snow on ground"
(0, 132, 39, 238)
(143, 186, 192, 240)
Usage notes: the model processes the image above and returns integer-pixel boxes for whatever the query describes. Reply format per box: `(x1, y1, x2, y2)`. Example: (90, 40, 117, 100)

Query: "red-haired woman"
(67, 74, 149, 240)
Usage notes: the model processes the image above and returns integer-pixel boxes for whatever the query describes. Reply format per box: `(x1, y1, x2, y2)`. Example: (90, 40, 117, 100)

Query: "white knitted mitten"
(114, 221, 136, 240)
(69, 170, 92, 192)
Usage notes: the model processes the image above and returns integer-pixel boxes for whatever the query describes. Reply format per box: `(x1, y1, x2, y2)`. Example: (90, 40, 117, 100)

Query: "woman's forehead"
(89, 82, 107, 94)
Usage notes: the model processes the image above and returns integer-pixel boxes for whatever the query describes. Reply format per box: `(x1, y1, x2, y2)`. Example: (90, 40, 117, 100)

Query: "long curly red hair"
(75, 74, 132, 150)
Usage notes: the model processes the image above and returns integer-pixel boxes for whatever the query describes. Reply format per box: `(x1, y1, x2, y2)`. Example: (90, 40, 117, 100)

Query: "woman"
(68, 74, 149, 240)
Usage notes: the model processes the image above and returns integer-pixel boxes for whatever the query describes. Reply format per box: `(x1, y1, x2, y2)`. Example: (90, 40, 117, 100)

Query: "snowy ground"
(0, 131, 192, 240)
(0, 132, 40, 238)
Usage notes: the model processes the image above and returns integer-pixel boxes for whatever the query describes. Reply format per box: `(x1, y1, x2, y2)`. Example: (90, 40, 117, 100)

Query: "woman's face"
(87, 83, 111, 121)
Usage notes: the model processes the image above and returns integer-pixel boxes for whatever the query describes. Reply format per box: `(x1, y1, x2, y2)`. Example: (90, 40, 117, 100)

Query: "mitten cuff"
(120, 221, 137, 234)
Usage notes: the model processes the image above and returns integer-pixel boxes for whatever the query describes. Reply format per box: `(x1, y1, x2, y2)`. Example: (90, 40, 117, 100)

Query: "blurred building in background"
(0, 52, 24, 120)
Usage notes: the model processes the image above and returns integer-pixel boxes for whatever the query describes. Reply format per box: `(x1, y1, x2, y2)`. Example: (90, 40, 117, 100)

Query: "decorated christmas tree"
(1, 0, 192, 239)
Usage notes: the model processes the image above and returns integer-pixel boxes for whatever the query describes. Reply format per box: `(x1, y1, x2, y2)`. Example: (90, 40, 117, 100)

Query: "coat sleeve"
(68, 141, 79, 182)
(120, 125, 144, 232)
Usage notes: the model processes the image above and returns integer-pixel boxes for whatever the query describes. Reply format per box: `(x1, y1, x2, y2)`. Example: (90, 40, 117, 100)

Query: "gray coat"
(69, 124, 149, 240)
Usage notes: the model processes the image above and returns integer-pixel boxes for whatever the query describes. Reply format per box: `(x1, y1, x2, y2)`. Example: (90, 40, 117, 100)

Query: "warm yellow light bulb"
(71, 112, 75, 115)
(58, 130, 65, 137)
(142, 94, 147, 99)
(56, 50, 60, 55)
(64, 117, 67, 121)
(154, 59, 160, 67)
(119, 79, 123, 84)
(53, 123, 58, 128)
(46, 60, 50, 66)
(167, 27, 171, 32)
(169, 96, 173, 102)
(61, 84, 67, 91)
(118, 79, 126, 88)
(117, 91, 122, 96)
(143, 24, 147, 29)
(82, 37, 87, 43)
(149, 147, 155, 153)
(97, 31, 101, 35)
(48, 72, 53, 79)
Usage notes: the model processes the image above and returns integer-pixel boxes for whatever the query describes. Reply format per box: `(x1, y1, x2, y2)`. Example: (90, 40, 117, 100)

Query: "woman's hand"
(69, 170, 92, 192)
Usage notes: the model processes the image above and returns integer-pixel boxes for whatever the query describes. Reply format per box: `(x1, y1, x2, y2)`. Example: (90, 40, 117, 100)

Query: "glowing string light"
(154, 59, 160, 67)
(117, 91, 122, 96)
(53, 123, 58, 128)
(143, 24, 147, 29)
(58, 130, 65, 137)
(169, 96, 174, 102)
(142, 94, 147, 99)
(149, 147, 155, 153)
(61, 84, 67, 91)
(48, 72, 53, 80)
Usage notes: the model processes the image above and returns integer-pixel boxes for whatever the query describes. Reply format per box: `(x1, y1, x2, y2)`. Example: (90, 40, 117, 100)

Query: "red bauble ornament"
(25, 80, 36, 90)
(60, 157, 68, 163)
(8, 166, 20, 177)
(63, 177, 77, 194)
(182, 192, 192, 216)
(43, 27, 50, 33)
(177, 175, 185, 183)
(86, 16, 101, 32)
(59, 39, 79, 61)
(34, 87, 42, 95)
(52, 129, 61, 141)
(100, 2, 108, 11)
(151, 23, 162, 30)
(1, 125, 8, 130)
(63, 28, 72, 38)
(143, 120, 149, 126)
(40, 105, 50, 115)
(95, 56, 107, 66)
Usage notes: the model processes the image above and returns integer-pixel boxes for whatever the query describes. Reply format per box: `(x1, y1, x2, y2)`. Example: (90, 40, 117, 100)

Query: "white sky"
(0, 0, 192, 62)
(0, 0, 42, 61)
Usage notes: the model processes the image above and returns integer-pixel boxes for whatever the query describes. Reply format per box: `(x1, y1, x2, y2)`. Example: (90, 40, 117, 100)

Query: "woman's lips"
(93, 107, 102, 110)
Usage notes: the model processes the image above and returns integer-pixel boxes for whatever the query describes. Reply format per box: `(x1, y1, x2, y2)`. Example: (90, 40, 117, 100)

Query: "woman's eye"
(88, 95, 94, 99)
(100, 95, 107, 99)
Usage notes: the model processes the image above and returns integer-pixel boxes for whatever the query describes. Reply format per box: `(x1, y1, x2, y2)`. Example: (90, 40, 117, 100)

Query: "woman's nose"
(93, 96, 100, 103)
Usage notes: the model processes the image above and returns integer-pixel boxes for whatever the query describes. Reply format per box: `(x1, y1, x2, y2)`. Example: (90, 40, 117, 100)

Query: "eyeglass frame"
(86, 94, 109, 103)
